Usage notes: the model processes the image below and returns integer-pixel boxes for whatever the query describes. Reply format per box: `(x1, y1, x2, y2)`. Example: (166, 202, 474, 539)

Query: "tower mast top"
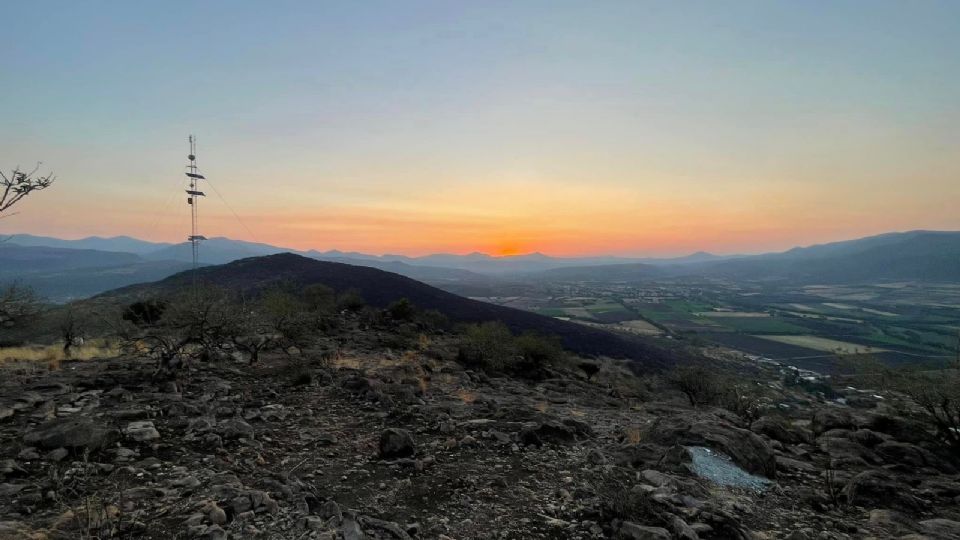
(185, 136, 207, 287)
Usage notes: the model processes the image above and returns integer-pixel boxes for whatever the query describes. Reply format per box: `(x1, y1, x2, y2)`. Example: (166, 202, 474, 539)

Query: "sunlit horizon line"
(6, 227, 958, 261)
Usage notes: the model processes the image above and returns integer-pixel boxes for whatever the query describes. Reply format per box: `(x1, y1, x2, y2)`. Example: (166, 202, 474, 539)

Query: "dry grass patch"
(0, 342, 119, 365)
(455, 388, 477, 404)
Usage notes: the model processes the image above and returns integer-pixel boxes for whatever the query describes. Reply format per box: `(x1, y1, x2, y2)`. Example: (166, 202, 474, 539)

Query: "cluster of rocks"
(1, 323, 959, 539)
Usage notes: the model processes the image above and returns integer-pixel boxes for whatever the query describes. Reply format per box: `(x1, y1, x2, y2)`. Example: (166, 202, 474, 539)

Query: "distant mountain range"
(4, 233, 727, 272)
(4, 230, 960, 300)
(4, 234, 172, 255)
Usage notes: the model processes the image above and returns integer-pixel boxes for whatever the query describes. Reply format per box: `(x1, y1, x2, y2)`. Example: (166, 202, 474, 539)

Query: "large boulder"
(920, 519, 960, 539)
(843, 470, 924, 512)
(519, 419, 594, 446)
(811, 408, 856, 437)
(22, 417, 117, 451)
(875, 441, 931, 468)
(643, 410, 776, 478)
(817, 437, 879, 468)
(379, 428, 416, 459)
(750, 416, 807, 445)
(861, 413, 928, 443)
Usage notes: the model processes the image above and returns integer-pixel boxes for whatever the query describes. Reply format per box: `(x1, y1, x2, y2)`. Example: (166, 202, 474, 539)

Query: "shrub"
(670, 365, 718, 407)
(121, 299, 167, 327)
(387, 298, 416, 321)
(336, 288, 365, 312)
(514, 332, 565, 377)
(457, 321, 517, 373)
(670, 364, 765, 421)
(302, 283, 336, 314)
(417, 309, 450, 332)
(457, 322, 565, 378)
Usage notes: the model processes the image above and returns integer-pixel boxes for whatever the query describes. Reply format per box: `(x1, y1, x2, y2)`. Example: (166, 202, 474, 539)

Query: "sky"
(1, 1, 959, 257)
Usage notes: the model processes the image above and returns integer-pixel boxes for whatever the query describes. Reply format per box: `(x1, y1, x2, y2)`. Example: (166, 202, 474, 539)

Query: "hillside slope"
(104, 253, 687, 369)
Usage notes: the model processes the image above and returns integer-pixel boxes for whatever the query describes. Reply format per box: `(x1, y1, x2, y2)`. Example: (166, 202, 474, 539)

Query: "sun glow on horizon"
(2, 2, 959, 257)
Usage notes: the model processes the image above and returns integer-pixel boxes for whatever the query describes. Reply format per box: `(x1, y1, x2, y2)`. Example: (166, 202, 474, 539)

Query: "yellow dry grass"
(0, 342, 119, 367)
(455, 388, 477, 404)
(625, 425, 642, 444)
(330, 352, 364, 370)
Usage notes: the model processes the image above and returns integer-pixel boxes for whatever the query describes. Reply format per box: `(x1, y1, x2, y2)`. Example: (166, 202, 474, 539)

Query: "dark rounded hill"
(103, 253, 687, 371)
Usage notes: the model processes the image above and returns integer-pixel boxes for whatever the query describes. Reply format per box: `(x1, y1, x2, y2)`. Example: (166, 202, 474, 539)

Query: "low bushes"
(456, 321, 565, 378)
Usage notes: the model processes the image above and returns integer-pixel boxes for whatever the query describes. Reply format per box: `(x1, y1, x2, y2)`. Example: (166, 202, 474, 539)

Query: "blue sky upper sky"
(2, 1, 959, 256)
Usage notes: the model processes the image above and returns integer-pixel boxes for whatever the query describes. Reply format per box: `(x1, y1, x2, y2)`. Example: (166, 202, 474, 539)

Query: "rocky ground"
(1, 318, 960, 539)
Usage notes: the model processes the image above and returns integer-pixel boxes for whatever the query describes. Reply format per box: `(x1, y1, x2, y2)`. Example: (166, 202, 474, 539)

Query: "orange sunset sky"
(2, 2, 959, 257)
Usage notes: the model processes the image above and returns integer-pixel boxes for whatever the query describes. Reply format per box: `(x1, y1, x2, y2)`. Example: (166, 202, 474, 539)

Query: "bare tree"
(0, 282, 41, 329)
(1, 164, 54, 218)
(224, 301, 279, 364)
(890, 370, 960, 453)
(58, 306, 84, 358)
(116, 289, 237, 377)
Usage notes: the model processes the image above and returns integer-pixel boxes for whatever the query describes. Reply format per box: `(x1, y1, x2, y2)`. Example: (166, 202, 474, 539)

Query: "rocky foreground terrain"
(1, 316, 959, 539)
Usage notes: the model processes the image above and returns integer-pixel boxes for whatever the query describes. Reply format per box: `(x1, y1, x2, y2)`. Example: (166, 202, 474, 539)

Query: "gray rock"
(751, 416, 806, 445)
(811, 407, 855, 437)
(617, 522, 672, 539)
(217, 418, 254, 440)
(643, 411, 777, 478)
(17, 447, 39, 460)
(43, 447, 69, 462)
(844, 470, 923, 512)
(520, 419, 594, 446)
(920, 518, 960, 539)
(0, 459, 26, 476)
(341, 517, 365, 540)
(208, 502, 227, 525)
(231, 495, 253, 514)
(320, 500, 343, 523)
(868, 509, 918, 536)
(379, 428, 416, 459)
(22, 417, 118, 450)
(864, 413, 932, 444)
(299, 516, 326, 530)
(876, 440, 950, 472)
(0, 483, 27, 497)
(670, 515, 700, 540)
(124, 420, 160, 442)
(205, 524, 227, 540)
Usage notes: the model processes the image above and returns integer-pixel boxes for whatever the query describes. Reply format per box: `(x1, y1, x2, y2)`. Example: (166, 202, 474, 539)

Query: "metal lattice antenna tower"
(185, 135, 207, 290)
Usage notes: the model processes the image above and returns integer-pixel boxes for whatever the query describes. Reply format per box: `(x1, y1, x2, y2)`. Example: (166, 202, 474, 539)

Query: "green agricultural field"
(633, 308, 682, 322)
(535, 307, 569, 317)
(665, 300, 715, 313)
(586, 302, 629, 313)
(712, 316, 809, 334)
